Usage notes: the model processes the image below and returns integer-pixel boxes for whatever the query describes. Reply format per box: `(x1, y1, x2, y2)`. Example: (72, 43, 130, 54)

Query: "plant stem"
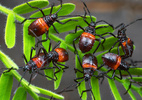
(0, 4, 25, 22)
(0, 4, 12, 15)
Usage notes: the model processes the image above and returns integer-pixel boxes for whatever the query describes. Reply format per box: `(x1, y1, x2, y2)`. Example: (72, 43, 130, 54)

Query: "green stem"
(0, 4, 25, 22)
(0, 4, 12, 15)
(36, 87, 64, 99)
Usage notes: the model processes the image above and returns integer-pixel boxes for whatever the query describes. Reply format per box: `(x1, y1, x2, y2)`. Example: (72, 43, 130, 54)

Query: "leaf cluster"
(0, 0, 142, 100)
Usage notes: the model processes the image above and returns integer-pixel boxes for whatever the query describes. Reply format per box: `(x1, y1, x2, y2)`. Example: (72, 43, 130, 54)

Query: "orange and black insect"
(109, 18, 142, 59)
(43, 41, 69, 79)
(98, 53, 135, 94)
(3, 41, 68, 85)
(58, 45, 104, 99)
(28, 41, 69, 80)
(3, 47, 55, 86)
(73, 1, 115, 53)
(20, 0, 80, 46)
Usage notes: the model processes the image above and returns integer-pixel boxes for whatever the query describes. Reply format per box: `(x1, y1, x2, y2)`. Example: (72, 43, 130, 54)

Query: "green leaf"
(75, 54, 87, 100)
(30, 3, 75, 18)
(23, 21, 35, 62)
(95, 24, 114, 35)
(49, 16, 96, 34)
(54, 42, 67, 90)
(5, 13, 16, 48)
(13, 87, 27, 100)
(65, 29, 82, 44)
(120, 68, 142, 76)
(13, 0, 49, 14)
(130, 77, 142, 82)
(54, 68, 63, 90)
(0, 74, 13, 100)
(108, 78, 122, 100)
(91, 74, 101, 100)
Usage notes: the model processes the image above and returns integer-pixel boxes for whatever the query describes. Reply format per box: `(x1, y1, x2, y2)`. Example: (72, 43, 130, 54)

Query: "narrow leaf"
(49, 16, 96, 34)
(13, 0, 49, 14)
(108, 78, 122, 100)
(54, 68, 63, 90)
(130, 77, 142, 82)
(0, 74, 13, 100)
(65, 29, 83, 44)
(30, 3, 75, 18)
(5, 13, 16, 48)
(95, 24, 114, 35)
(91, 75, 101, 100)
(13, 87, 27, 100)
(23, 21, 35, 62)
(119, 68, 142, 76)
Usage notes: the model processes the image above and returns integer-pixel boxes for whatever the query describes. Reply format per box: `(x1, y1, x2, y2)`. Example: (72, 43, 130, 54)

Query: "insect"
(74, 54, 102, 99)
(98, 53, 136, 94)
(58, 45, 104, 100)
(73, 1, 115, 53)
(20, 0, 80, 46)
(3, 41, 69, 85)
(109, 18, 142, 59)
(3, 48, 55, 86)
(41, 41, 69, 80)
